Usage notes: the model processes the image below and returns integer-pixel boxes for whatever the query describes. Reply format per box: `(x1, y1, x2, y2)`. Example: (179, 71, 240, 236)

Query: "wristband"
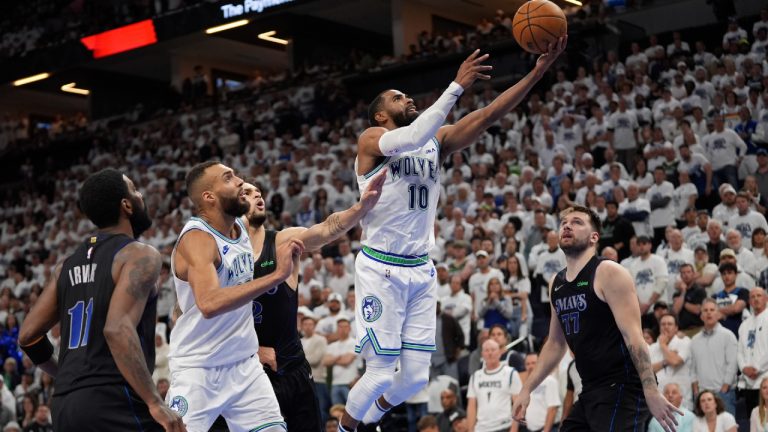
(21, 336, 54, 365)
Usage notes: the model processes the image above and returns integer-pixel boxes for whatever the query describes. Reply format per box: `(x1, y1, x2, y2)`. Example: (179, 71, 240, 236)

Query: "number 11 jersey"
(55, 233, 157, 396)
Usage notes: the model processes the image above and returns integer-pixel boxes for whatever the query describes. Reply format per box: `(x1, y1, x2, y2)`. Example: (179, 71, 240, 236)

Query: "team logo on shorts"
(169, 396, 188, 417)
(362, 296, 383, 322)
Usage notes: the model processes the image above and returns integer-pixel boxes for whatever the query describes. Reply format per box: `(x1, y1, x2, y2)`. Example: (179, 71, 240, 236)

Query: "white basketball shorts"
(354, 246, 438, 359)
(166, 354, 285, 432)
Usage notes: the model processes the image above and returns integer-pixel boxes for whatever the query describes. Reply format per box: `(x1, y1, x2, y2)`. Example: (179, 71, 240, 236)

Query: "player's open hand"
(150, 402, 187, 432)
(359, 169, 387, 212)
(535, 35, 568, 72)
(454, 49, 493, 89)
(511, 389, 530, 426)
(646, 389, 682, 432)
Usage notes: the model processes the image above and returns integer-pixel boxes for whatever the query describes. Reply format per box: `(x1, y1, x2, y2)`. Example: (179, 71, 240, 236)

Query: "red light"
(80, 20, 157, 59)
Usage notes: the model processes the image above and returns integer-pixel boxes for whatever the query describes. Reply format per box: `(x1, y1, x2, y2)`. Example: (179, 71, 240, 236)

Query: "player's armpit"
(19, 261, 63, 348)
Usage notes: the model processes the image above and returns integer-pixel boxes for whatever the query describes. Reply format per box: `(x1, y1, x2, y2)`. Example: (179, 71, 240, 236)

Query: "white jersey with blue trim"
(169, 217, 259, 368)
(356, 136, 441, 256)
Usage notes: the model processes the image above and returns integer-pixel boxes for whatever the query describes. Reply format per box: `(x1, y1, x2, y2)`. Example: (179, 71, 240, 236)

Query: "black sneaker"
(356, 423, 381, 432)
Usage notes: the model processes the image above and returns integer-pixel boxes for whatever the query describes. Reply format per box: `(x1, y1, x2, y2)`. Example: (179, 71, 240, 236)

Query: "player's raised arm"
(177, 230, 304, 318)
(279, 170, 387, 252)
(19, 261, 63, 377)
(358, 49, 492, 159)
(103, 243, 186, 432)
(596, 260, 682, 432)
(437, 36, 567, 157)
(512, 276, 568, 423)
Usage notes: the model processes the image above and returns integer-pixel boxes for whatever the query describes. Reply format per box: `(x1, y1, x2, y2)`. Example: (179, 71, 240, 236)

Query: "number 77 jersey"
(356, 137, 441, 256)
(55, 233, 158, 395)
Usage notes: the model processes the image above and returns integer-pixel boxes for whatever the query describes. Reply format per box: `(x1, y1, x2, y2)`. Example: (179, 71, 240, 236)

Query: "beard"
(221, 193, 250, 218)
(129, 196, 152, 239)
(248, 209, 267, 228)
(392, 108, 419, 128)
(559, 235, 592, 258)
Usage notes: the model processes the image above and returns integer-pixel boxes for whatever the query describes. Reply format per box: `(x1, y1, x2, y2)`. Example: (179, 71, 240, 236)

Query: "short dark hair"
(560, 205, 602, 233)
(368, 91, 388, 126)
(78, 168, 129, 228)
(719, 262, 738, 273)
(325, 417, 339, 427)
(694, 390, 725, 417)
(186, 160, 220, 199)
(660, 312, 678, 327)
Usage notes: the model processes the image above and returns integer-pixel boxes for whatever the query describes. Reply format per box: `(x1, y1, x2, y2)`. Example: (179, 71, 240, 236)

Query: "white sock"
(362, 398, 390, 424)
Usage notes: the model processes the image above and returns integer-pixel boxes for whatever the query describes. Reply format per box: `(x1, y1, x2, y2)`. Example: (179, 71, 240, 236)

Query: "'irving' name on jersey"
(68, 264, 97, 286)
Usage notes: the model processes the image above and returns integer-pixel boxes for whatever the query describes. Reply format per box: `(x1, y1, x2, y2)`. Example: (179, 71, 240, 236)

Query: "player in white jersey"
(340, 37, 568, 432)
(167, 161, 303, 432)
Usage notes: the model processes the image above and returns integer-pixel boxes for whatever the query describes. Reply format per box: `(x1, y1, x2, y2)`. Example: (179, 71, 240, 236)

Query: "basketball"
(512, 0, 568, 54)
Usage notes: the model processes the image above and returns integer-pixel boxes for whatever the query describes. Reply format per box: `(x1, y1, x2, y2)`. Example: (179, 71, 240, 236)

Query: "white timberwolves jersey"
(357, 137, 441, 256)
(169, 217, 258, 368)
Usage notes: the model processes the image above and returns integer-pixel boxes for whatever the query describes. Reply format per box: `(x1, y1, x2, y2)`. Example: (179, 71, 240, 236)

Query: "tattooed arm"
(104, 243, 186, 431)
(596, 260, 682, 432)
(279, 169, 387, 253)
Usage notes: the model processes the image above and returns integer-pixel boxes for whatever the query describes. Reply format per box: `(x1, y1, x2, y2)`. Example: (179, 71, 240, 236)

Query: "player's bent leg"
(344, 345, 398, 421)
(381, 349, 431, 406)
(221, 355, 286, 432)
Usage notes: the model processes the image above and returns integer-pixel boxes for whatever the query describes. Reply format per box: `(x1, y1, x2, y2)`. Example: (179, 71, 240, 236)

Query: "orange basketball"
(512, 0, 567, 54)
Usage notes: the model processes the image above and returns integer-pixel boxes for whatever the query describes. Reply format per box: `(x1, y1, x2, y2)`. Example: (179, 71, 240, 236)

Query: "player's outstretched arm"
(597, 261, 682, 432)
(104, 243, 186, 432)
(279, 170, 387, 252)
(19, 261, 63, 377)
(358, 50, 492, 159)
(512, 277, 568, 424)
(437, 36, 567, 157)
(177, 231, 304, 318)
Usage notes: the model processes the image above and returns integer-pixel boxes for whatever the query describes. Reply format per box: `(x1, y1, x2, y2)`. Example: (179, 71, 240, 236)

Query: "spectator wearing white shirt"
(730, 192, 768, 249)
(511, 353, 560, 432)
(737, 288, 768, 416)
(690, 298, 739, 415)
(467, 339, 522, 432)
(322, 318, 359, 405)
(607, 98, 639, 170)
(441, 275, 473, 347)
(648, 167, 676, 249)
(468, 250, 505, 320)
(725, 229, 758, 278)
(749, 377, 768, 432)
(712, 185, 738, 229)
(619, 183, 652, 237)
(692, 390, 737, 432)
(722, 18, 748, 49)
(659, 229, 695, 304)
(704, 114, 747, 188)
(625, 42, 648, 71)
(628, 235, 668, 324)
(649, 314, 694, 410)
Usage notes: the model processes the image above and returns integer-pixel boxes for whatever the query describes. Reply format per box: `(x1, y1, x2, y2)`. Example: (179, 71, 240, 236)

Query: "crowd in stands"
(1, 5, 768, 432)
(0, 0, 206, 60)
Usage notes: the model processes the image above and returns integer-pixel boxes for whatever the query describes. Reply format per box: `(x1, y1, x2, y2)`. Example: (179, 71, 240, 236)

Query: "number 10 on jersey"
(68, 298, 94, 349)
(408, 184, 429, 211)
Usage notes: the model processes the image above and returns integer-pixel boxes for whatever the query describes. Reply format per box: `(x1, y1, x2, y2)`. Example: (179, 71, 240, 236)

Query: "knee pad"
(384, 350, 432, 406)
(344, 356, 398, 420)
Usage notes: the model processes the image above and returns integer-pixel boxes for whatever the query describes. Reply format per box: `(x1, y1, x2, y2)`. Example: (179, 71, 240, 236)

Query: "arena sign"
(220, 0, 294, 19)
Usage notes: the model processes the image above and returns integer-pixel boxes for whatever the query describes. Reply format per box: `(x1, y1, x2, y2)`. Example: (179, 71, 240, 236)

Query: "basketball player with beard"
(343, 38, 567, 431)
(18, 169, 185, 431)
(512, 205, 681, 431)
(166, 161, 303, 432)
(241, 170, 385, 431)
